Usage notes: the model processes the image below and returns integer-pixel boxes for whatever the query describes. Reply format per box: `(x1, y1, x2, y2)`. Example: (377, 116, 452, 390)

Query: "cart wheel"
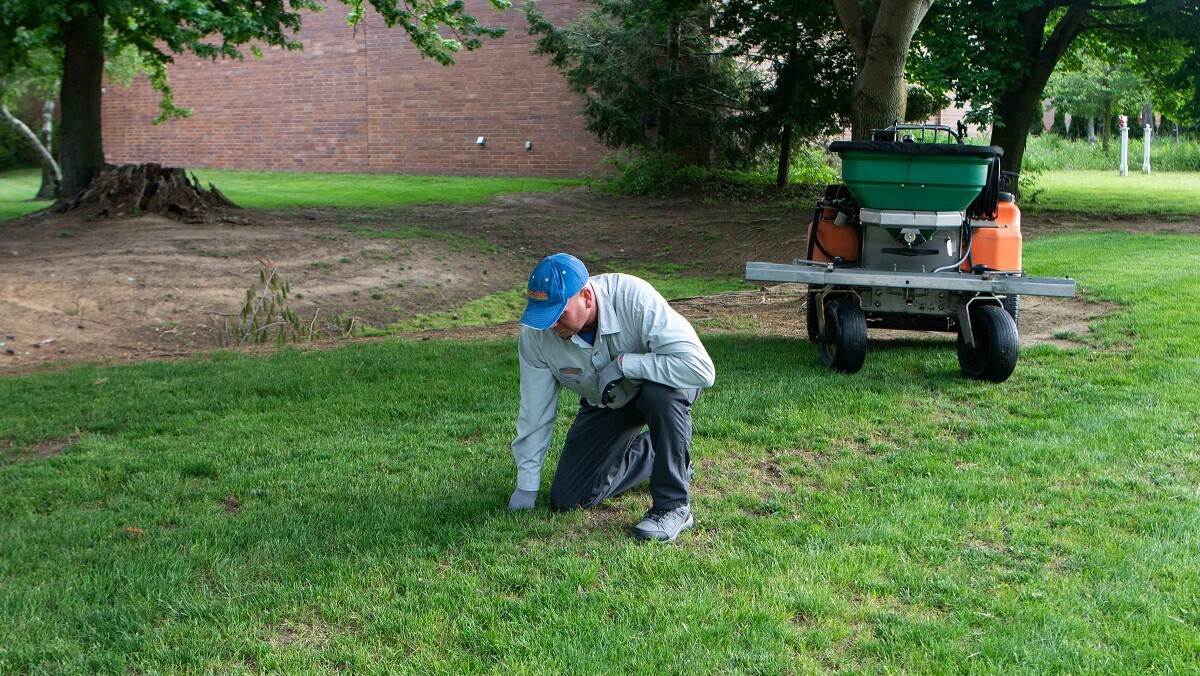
(819, 298, 867, 373)
(805, 291, 819, 343)
(957, 304, 1018, 383)
(1002, 294, 1020, 325)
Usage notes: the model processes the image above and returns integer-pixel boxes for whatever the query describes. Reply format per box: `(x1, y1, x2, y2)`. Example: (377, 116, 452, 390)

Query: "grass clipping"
(220, 259, 354, 346)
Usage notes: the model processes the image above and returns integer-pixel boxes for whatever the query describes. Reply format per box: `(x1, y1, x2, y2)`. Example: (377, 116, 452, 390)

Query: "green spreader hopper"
(831, 140, 1003, 211)
(744, 124, 1077, 384)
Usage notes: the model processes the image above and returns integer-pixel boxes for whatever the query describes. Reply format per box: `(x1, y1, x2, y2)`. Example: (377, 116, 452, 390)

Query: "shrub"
(0, 123, 37, 172)
(1023, 133, 1200, 172)
(607, 145, 838, 198)
(786, 145, 840, 186)
(605, 150, 683, 196)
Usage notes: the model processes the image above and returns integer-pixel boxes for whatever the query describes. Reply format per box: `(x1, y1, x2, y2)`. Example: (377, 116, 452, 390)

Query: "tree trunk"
(989, 84, 1044, 178)
(657, 21, 680, 149)
(1101, 97, 1112, 152)
(59, 7, 107, 198)
(774, 48, 800, 188)
(833, 0, 932, 140)
(1087, 117, 1096, 145)
(776, 123, 792, 188)
(36, 99, 60, 200)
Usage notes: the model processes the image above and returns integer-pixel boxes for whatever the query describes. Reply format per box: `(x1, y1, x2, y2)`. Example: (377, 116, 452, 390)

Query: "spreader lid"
(830, 141, 1003, 158)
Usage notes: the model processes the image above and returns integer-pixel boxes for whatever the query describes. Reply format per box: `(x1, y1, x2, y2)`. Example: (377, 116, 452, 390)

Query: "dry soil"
(3, 187, 1170, 375)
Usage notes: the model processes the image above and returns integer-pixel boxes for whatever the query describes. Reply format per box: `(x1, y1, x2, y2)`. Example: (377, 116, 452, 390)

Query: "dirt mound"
(1, 186, 1172, 374)
(57, 163, 238, 222)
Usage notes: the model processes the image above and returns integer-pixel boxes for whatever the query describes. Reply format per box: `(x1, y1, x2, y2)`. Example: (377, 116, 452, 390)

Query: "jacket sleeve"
(619, 282, 716, 389)
(511, 333, 561, 491)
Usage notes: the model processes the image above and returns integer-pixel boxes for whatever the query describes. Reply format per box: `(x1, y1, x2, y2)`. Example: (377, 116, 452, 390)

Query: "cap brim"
(520, 300, 568, 330)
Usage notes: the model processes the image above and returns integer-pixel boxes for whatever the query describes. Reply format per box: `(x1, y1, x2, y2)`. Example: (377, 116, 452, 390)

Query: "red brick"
(102, 1, 606, 178)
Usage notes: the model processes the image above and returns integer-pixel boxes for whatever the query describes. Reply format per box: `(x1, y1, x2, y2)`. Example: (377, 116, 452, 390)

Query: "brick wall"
(101, 1, 607, 177)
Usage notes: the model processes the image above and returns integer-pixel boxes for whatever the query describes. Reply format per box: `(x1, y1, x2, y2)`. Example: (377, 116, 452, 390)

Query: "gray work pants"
(549, 382, 700, 512)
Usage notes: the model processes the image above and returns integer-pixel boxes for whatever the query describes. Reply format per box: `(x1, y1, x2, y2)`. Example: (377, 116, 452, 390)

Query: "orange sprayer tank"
(808, 206, 861, 264)
(963, 192, 1022, 272)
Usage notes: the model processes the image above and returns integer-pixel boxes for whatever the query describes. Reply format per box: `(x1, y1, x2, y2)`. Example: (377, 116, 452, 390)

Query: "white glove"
(508, 488, 537, 511)
(599, 354, 625, 406)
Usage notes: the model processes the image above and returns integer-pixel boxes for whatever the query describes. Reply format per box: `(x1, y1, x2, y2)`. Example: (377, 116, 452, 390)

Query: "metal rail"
(745, 261, 1077, 297)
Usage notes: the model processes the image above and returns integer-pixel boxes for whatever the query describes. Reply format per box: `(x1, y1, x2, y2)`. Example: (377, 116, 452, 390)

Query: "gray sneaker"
(632, 505, 693, 543)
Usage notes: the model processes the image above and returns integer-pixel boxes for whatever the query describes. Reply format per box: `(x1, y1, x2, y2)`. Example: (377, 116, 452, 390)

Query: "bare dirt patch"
(4, 434, 80, 461)
(3, 188, 1176, 375)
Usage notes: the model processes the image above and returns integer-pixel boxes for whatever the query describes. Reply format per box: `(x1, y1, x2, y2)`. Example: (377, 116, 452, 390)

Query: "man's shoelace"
(643, 508, 679, 525)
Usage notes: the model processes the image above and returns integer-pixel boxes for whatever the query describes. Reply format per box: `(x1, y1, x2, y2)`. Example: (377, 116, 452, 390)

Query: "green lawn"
(1031, 170, 1200, 215)
(191, 169, 587, 210)
(3, 230, 1199, 672)
(0, 168, 585, 223)
(0, 169, 52, 222)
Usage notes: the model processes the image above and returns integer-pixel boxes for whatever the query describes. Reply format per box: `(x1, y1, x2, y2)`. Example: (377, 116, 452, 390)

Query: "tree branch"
(1, 103, 61, 185)
(831, 0, 869, 62)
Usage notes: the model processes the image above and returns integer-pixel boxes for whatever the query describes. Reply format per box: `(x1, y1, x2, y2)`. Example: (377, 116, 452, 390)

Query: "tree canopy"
(525, 0, 746, 161)
(1046, 47, 1150, 150)
(914, 0, 1200, 174)
(526, 0, 855, 184)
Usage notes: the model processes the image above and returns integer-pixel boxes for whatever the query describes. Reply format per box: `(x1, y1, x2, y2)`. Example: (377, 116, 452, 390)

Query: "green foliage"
(914, 0, 1199, 139)
(714, 0, 854, 164)
(1046, 48, 1150, 150)
(903, 84, 949, 123)
(525, 0, 747, 161)
(1, 232, 1200, 671)
(345, 0, 510, 66)
(913, 0, 1029, 126)
(606, 147, 835, 198)
(787, 145, 840, 186)
(526, 0, 854, 173)
(0, 44, 59, 107)
(0, 123, 33, 172)
(604, 150, 684, 195)
(221, 260, 314, 346)
(1023, 134, 1200, 172)
(0, 44, 59, 177)
(1127, 4, 1200, 127)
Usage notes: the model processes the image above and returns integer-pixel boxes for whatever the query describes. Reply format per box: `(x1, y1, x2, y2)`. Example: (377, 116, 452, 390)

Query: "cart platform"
(745, 261, 1076, 298)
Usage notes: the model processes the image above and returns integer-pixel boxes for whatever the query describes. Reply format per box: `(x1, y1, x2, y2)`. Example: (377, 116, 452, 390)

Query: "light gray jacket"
(511, 273, 715, 491)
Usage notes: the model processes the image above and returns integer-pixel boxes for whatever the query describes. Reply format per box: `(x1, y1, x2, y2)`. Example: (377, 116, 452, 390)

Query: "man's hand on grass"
(508, 488, 537, 511)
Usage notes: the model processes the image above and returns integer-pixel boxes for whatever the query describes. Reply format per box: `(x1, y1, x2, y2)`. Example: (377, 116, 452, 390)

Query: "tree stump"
(57, 163, 238, 220)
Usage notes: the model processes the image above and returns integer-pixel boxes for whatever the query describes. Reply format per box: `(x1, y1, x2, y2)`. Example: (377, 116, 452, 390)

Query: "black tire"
(818, 298, 867, 373)
(1001, 294, 1020, 325)
(957, 304, 1019, 383)
(805, 291, 820, 343)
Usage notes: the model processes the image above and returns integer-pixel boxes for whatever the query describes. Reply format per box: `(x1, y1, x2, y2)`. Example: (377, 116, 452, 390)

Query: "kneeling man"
(507, 253, 715, 543)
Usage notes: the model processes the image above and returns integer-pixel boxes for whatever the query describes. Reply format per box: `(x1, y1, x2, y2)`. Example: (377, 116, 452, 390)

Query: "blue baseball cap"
(520, 253, 589, 330)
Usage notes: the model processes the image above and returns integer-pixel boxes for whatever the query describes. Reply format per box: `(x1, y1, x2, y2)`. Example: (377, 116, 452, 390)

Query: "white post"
(1119, 116, 1129, 177)
(1142, 124, 1152, 174)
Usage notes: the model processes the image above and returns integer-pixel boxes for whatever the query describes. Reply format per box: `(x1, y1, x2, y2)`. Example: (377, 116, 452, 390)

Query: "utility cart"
(745, 124, 1076, 383)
